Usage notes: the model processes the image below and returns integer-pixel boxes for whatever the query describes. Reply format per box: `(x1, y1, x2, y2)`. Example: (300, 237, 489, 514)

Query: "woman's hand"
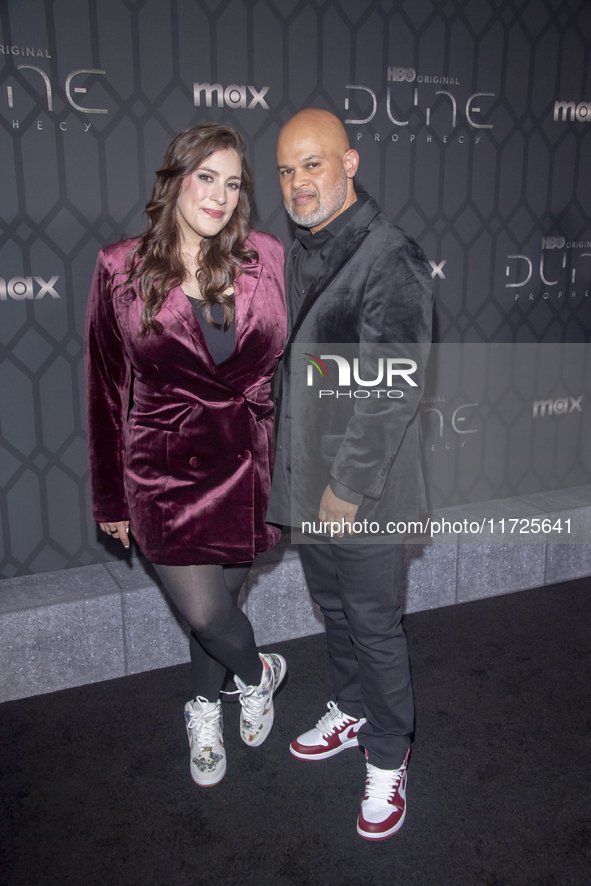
(99, 521, 130, 549)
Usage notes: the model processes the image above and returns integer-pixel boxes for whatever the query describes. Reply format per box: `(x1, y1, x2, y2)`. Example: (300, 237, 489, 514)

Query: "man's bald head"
(278, 109, 351, 157)
(277, 108, 359, 232)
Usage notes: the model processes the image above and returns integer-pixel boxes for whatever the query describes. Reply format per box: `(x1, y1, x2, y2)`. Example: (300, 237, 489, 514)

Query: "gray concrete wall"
(2, 488, 591, 703)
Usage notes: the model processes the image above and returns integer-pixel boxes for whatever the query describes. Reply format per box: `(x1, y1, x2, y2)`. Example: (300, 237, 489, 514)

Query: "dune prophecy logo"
(505, 245, 591, 304)
(343, 64, 494, 138)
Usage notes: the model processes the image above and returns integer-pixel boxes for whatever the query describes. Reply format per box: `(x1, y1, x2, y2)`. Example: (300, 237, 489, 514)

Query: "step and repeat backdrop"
(0, 0, 590, 576)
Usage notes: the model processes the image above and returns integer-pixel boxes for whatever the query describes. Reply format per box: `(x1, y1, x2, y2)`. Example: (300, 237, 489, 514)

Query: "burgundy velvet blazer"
(85, 231, 286, 565)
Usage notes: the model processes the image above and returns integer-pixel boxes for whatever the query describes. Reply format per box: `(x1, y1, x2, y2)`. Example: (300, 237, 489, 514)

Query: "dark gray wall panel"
(1, 0, 590, 576)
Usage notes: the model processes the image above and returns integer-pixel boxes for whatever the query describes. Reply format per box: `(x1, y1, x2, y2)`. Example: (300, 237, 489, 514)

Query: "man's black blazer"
(266, 196, 433, 530)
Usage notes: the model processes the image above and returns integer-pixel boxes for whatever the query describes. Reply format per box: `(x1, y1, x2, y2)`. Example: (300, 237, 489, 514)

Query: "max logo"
(533, 396, 583, 417)
(193, 83, 269, 110)
(0, 276, 59, 300)
(304, 354, 418, 386)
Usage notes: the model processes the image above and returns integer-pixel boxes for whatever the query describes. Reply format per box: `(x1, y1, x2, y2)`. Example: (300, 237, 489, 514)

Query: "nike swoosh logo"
(398, 772, 407, 801)
(342, 724, 361, 741)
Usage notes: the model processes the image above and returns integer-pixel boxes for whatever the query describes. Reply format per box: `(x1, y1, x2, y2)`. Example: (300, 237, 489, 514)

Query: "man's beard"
(284, 169, 349, 228)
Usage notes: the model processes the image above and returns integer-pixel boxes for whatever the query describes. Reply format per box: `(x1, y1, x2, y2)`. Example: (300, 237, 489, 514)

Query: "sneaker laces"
(186, 699, 221, 747)
(365, 763, 403, 802)
(316, 701, 355, 736)
(238, 683, 268, 723)
(237, 667, 270, 723)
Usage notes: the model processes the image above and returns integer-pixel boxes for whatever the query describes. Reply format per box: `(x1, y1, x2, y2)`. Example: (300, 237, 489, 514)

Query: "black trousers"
(298, 542, 413, 770)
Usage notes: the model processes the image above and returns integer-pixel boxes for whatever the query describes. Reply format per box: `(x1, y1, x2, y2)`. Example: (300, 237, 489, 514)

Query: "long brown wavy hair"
(126, 124, 257, 335)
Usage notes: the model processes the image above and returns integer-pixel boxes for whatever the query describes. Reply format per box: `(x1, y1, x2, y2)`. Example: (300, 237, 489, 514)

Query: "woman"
(85, 124, 287, 787)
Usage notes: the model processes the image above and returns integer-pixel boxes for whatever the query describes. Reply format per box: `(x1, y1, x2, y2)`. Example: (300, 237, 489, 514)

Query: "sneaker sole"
(289, 736, 360, 760)
(190, 757, 227, 788)
(356, 807, 406, 840)
(242, 654, 287, 748)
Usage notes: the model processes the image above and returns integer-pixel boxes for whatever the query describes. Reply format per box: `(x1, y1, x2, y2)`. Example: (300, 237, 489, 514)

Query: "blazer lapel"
(165, 286, 218, 374)
(167, 260, 262, 356)
(163, 268, 261, 395)
(234, 260, 261, 351)
(284, 244, 301, 331)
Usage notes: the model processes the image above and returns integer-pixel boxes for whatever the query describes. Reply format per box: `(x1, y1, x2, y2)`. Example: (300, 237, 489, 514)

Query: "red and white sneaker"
(290, 701, 366, 760)
(356, 750, 409, 840)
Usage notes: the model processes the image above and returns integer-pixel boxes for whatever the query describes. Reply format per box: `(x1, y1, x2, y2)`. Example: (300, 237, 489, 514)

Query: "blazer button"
(233, 395, 243, 403)
(189, 457, 200, 468)
(239, 450, 252, 461)
(148, 363, 158, 373)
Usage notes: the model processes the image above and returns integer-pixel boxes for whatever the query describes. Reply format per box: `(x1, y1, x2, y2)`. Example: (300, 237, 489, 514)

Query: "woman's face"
(176, 148, 242, 247)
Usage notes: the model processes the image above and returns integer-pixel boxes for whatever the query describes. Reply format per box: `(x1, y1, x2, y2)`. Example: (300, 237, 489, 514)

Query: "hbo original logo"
(388, 67, 416, 82)
(542, 237, 565, 249)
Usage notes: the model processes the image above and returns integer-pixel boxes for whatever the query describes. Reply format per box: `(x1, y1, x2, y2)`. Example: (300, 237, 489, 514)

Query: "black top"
(187, 295, 236, 366)
(291, 192, 371, 319)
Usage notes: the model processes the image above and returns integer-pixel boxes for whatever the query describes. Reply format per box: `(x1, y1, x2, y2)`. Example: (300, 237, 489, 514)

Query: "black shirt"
(291, 192, 371, 320)
(187, 296, 236, 366)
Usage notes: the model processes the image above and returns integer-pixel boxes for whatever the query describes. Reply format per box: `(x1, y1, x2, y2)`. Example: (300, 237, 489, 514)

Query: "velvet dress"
(85, 230, 286, 565)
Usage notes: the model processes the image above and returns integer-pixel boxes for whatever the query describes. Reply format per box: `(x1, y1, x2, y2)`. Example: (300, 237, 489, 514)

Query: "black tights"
(153, 562, 263, 702)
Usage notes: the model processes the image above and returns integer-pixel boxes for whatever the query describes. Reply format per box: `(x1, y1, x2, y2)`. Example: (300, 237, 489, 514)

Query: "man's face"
(277, 132, 350, 231)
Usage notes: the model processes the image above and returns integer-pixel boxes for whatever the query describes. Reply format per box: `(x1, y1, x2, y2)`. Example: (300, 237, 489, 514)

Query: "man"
(267, 108, 432, 840)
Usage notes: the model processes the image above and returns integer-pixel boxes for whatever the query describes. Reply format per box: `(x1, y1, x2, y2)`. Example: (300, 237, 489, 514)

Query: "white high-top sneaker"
(234, 653, 287, 747)
(184, 696, 226, 787)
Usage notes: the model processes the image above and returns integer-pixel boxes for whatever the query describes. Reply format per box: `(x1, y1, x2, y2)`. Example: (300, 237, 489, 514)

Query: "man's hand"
(318, 485, 359, 538)
(99, 520, 130, 549)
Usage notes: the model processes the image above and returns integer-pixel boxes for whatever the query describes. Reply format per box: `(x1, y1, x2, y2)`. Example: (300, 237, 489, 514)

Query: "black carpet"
(1, 578, 590, 886)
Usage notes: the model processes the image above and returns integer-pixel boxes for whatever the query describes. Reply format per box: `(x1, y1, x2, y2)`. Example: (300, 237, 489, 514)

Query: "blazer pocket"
(322, 294, 355, 301)
(322, 434, 345, 458)
(129, 417, 182, 433)
(318, 288, 355, 307)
